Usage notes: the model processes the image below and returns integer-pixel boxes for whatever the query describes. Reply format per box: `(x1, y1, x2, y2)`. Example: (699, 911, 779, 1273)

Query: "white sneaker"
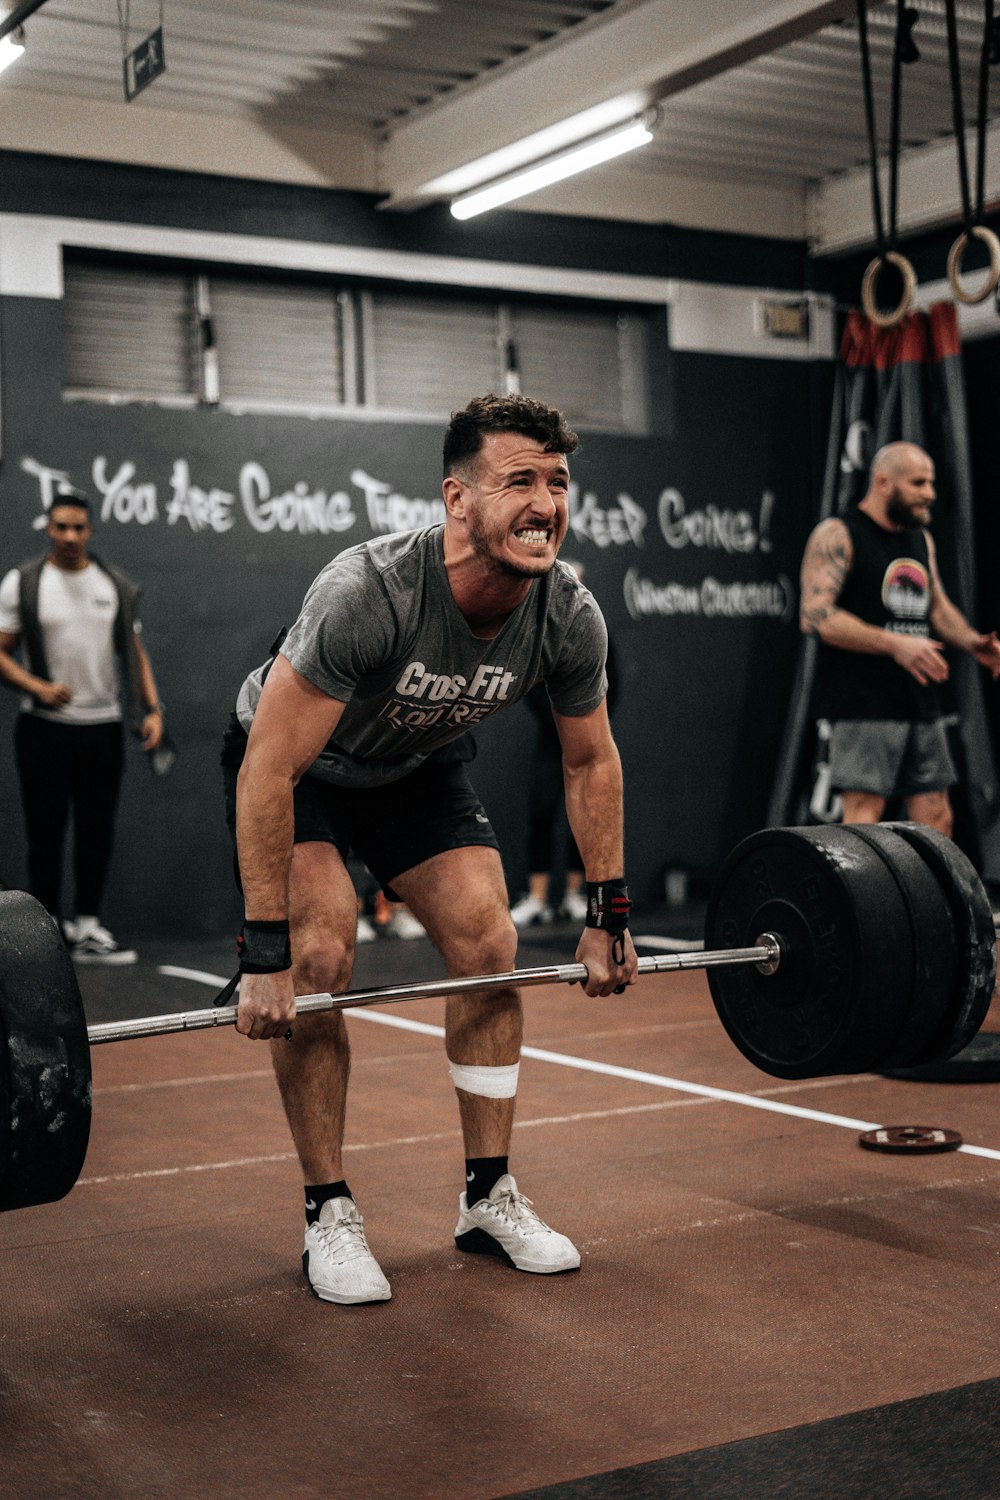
(303, 1197, 392, 1305)
(71, 923, 138, 965)
(560, 889, 589, 922)
(388, 908, 425, 940)
(454, 1174, 580, 1274)
(509, 894, 554, 928)
(356, 914, 377, 943)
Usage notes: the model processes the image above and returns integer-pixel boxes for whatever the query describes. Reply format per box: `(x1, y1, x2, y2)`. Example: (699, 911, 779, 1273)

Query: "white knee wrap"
(448, 1060, 520, 1098)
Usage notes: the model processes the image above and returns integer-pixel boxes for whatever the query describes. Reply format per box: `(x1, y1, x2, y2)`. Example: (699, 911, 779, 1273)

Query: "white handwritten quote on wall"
(19, 454, 791, 623)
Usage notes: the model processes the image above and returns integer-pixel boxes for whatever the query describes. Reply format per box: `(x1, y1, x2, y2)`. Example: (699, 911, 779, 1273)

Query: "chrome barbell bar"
(86, 935, 783, 1046)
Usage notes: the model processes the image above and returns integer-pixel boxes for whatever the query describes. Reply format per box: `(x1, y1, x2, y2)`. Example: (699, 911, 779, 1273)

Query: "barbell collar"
(85, 936, 783, 1047)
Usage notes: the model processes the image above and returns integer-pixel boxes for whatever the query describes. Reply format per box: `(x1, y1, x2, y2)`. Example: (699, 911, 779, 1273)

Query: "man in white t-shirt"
(0, 488, 164, 962)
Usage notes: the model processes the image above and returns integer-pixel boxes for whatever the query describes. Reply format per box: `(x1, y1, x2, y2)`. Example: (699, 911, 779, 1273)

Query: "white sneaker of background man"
(388, 904, 426, 939)
(560, 885, 589, 922)
(70, 915, 137, 965)
(509, 892, 554, 928)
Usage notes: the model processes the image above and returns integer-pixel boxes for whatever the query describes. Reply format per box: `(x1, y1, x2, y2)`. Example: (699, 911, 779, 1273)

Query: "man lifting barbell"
(800, 441, 1000, 832)
(0, 824, 996, 1224)
(220, 393, 639, 1305)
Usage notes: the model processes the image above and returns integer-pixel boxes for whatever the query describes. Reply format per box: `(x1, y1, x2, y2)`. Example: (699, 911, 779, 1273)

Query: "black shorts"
(222, 719, 500, 899)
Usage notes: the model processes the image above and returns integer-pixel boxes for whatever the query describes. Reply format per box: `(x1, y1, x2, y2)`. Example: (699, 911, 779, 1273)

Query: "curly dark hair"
(443, 393, 579, 478)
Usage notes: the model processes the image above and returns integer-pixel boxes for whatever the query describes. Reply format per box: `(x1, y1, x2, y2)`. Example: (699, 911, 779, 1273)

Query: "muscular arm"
(555, 699, 624, 879)
(927, 535, 1000, 678)
(554, 700, 637, 996)
(799, 518, 883, 651)
(237, 655, 347, 919)
(234, 656, 346, 1039)
(800, 518, 948, 686)
(0, 629, 72, 707)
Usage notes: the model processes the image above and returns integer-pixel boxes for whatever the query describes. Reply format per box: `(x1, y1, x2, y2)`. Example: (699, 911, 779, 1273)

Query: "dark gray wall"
(0, 156, 824, 935)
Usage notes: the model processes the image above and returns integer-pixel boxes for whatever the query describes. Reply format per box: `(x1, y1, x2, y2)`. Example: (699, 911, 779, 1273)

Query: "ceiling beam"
(378, 0, 858, 208)
(807, 120, 1000, 255)
(0, 0, 51, 45)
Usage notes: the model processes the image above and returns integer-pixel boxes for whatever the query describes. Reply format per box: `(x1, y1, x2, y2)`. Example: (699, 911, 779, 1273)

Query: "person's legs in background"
(14, 713, 71, 922)
(68, 722, 135, 963)
(510, 737, 562, 927)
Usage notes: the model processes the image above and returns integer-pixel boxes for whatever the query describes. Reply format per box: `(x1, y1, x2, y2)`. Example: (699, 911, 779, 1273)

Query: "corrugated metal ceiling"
(1, 1, 996, 211)
(3, 1, 619, 125)
(650, 2, 996, 185)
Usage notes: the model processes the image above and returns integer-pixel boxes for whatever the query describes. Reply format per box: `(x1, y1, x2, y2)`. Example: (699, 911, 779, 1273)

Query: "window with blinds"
(208, 275, 343, 408)
(63, 258, 199, 402)
(61, 252, 652, 433)
(508, 304, 647, 434)
(365, 291, 503, 415)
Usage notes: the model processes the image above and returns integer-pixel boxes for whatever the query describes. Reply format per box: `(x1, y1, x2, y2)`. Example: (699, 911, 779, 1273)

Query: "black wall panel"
(0, 157, 822, 934)
(0, 296, 820, 934)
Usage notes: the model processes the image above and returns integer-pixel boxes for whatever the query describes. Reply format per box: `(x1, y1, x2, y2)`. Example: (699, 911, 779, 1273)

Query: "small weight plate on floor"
(705, 826, 912, 1079)
(858, 1125, 963, 1154)
(0, 889, 92, 1212)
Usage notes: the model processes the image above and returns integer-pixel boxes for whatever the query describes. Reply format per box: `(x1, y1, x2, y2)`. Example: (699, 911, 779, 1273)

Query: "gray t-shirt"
(236, 525, 608, 788)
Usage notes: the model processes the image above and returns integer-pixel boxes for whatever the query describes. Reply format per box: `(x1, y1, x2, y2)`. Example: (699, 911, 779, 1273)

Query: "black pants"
(15, 715, 125, 919)
(525, 732, 582, 876)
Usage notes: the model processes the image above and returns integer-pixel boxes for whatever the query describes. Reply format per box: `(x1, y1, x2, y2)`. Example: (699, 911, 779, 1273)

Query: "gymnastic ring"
(861, 251, 917, 328)
(946, 225, 1000, 306)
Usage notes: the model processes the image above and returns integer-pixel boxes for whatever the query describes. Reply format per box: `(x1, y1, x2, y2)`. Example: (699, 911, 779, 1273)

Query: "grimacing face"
(459, 431, 570, 579)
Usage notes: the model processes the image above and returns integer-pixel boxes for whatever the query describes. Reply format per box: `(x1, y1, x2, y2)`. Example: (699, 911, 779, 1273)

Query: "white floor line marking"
(158, 964, 229, 987)
(95, 1069, 274, 1096)
(73, 1100, 721, 1187)
(152, 966, 1000, 1162)
(342, 1009, 445, 1038)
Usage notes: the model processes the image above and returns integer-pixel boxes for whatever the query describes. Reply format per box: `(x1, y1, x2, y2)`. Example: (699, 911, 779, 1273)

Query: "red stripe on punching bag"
(928, 300, 962, 361)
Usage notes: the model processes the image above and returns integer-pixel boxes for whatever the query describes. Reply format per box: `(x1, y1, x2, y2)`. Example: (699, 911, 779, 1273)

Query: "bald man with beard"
(799, 441, 1000, 832)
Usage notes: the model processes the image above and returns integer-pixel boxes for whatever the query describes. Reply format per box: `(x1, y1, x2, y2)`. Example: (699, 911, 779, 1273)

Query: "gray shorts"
(828, 719, 957, 800)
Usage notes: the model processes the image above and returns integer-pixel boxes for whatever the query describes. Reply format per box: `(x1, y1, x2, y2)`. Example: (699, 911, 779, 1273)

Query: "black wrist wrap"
(585, 880, 630, 969)
(213, 919, 291, 1008)
(585, 880, 630, 934)
(238, 919, 292, 973)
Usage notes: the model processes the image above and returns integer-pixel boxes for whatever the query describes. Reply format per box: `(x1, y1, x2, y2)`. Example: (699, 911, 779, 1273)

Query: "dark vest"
(818, 510, 942, 723)
(16, 553, 145, 731)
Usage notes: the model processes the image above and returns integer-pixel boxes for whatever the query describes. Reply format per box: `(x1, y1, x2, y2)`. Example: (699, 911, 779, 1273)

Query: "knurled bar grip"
(86, 937, 782, 1046)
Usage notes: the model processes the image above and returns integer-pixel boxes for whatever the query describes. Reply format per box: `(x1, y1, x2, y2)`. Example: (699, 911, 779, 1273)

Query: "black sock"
(465, 1157, 508, 1206)
(304, 1181, 352, 1226)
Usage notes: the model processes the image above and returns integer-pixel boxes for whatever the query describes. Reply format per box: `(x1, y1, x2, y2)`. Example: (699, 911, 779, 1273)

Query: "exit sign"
(123, 27, 166, 101)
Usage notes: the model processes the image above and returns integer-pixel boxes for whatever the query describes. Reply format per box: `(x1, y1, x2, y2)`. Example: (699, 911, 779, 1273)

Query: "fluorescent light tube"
(0, 31, 24, 74)
(422, 95, 645, 197)
(451, 121, 653, 221)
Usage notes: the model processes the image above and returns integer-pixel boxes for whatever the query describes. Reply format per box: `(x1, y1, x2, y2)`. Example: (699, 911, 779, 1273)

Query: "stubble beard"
(467, 510, 557, 580)
(886, 484, 930, 529)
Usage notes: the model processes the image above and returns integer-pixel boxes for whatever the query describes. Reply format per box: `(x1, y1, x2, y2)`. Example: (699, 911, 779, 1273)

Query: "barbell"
(0, 821, 996, 1218)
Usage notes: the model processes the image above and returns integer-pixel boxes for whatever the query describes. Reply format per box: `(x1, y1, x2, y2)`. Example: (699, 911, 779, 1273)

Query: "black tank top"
(817, 509, 941, 723)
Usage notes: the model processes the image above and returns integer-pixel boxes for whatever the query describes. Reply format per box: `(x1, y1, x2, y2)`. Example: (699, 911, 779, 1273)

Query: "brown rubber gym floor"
(3, 917, 1000, 1500)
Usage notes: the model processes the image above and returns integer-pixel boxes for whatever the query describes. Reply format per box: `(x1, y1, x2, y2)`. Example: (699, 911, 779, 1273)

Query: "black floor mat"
(499, 1376, 1000, 1500)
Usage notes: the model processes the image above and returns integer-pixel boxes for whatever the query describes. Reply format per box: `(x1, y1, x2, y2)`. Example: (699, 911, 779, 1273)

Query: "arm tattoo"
(800, 520, 851, 636)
